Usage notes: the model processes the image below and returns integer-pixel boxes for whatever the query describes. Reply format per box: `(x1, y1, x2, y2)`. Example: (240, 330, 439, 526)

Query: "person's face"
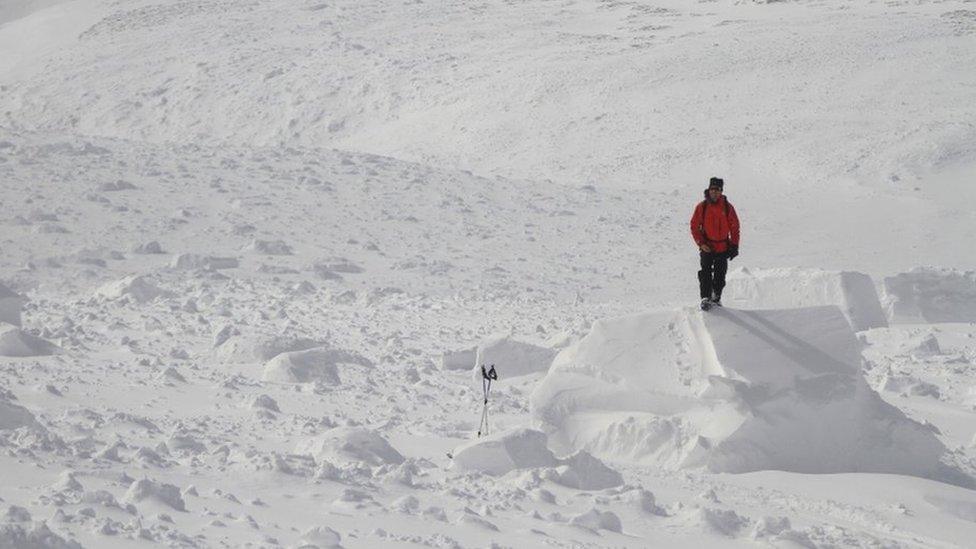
(708, 187, 722, 200)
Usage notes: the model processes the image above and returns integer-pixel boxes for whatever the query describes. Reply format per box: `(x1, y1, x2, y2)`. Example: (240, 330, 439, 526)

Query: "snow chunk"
(262, 346, 371, 384)
(170, 253, 239, 270)
(132, 241, 165, 254)
(216, 333, 321, 363)
(124, 478, 186, 511)
(452, 428, 623, 487)
(245, 239, 292, 255)
(0, 282, 24, 327)
(569, 508, 622, 533)
(296, 427, 404, 466)
(0, 393, 41, 431)
(472, 335, 556, 381)
(440, 347, 476, 371)
(250, 394, 280, 413)
(98, 180, 136, 191)
(0, 324, 59, 357)
(531, 306, 961, 484)
(551, 450, 623, 490)
(727, 267, 887, 331)
(452, 428, 558, 475)
(95, 275, 167, 303)
(883, 267, 976, 323)
(301, 526, 342, 548)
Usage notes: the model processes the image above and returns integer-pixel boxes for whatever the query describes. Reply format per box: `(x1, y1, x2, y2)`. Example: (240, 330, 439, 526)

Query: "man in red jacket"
(690, 177, 740, 310)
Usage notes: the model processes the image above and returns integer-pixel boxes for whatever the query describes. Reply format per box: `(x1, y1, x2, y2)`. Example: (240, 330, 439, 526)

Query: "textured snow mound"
(262, 346, 372, 384)
(0, 324, 59, 357)
(296, 427, 404, 466)
(0, 282, 24, 327)
(472, 335, 556, 381)
(452, 428, 623, 488)
(95, 275, 167, 303)
(727, 267, 887, 331)
(531, 306, 961, 483)
(883, 267, 976, 323)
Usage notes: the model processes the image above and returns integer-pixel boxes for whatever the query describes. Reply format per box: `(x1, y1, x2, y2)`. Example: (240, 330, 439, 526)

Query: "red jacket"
(690, 196, 740, 253)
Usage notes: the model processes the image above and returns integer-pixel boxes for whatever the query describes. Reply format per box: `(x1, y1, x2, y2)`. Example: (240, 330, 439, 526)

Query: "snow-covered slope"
(3, 0, 976, 547)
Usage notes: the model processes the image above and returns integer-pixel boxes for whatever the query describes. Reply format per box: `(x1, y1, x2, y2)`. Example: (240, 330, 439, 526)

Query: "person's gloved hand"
(727, 245, 739, 260)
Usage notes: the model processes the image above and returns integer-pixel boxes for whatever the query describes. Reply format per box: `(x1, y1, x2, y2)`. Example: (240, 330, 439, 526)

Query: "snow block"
(727, 267, 887, 331)
(530, 306, 960, 484)
(451, 428, 624, 486)
(296, 427, 404, 466)
(883, 267, 976, 323)
(440, 347, 476, 371)
(215, 333, 321, 363)
(170, 253, 239, 270)
(262, 346, 371, 384)
(0, 324, 59, 357)
(95, 275, 167, 303)
(0, 283, 24, 327)
(552, 450, 624, 490)
(0, 393, 42, 431)
(124, 478, 186, 511)
(471, 335, 556, 381)
(453, 428, 558, 475)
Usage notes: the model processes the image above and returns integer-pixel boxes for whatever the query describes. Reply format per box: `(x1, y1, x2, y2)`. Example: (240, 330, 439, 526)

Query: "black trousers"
(698, 251, 728, 300)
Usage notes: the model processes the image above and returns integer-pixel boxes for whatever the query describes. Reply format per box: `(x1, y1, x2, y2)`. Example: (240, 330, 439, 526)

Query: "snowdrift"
(883, 267, 976, 323)
(726, 268, 886, 331)
(531, 306, 964, 484)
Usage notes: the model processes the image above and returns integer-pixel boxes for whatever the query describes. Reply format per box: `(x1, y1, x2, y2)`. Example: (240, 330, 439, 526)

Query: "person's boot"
(700, 298, 712, 311)
(711, 291, 722, 307)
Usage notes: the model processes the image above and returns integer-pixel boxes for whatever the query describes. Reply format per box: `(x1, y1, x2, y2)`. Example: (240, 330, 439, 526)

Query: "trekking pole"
(476, 364, 498, 437)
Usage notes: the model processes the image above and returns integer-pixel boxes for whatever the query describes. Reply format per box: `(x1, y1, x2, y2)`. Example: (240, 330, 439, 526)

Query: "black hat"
(709, 177, 724, 189)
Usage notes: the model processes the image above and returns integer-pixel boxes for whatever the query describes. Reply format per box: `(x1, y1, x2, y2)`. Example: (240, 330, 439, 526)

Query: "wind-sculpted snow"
(531, 306, 966, 485)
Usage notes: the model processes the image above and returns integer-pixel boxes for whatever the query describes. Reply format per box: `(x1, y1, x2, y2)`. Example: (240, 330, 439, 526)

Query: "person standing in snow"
(690, 177, 740, 310)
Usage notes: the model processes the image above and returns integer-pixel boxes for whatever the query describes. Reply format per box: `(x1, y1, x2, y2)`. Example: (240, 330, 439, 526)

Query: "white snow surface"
(3, 0, 976, 547)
